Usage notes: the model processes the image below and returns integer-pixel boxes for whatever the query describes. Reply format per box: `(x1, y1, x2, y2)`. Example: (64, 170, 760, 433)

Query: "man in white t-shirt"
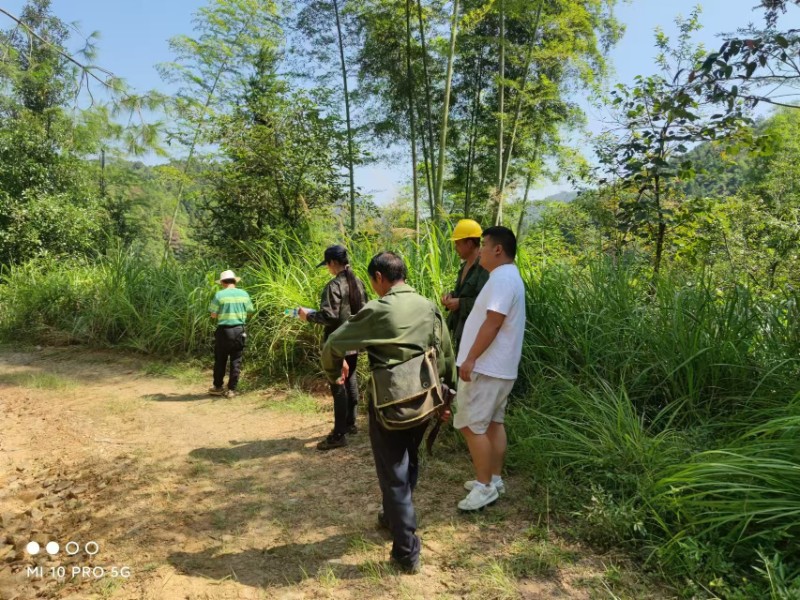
(454, 226, 526, 511)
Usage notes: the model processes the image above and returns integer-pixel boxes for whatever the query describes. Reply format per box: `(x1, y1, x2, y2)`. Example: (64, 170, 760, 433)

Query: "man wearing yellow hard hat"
(442, 219, 489, 355)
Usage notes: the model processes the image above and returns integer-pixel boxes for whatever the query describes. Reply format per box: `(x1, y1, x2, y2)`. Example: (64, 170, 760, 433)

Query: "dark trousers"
(368, 406, 428, 567)
(213, 325, 245, 390)
(330, 354, 359, 435)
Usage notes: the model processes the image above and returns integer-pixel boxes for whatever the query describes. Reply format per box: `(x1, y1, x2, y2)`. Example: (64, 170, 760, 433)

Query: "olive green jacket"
(321, 283, 457, 390)
(446, 259, 489, 352)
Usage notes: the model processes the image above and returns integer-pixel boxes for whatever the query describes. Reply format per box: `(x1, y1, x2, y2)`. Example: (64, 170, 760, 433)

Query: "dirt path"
(0, 347, 652, 600)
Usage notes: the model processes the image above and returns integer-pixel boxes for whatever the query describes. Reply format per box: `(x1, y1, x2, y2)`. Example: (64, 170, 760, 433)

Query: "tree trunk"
(332, 0, 357, 232)
(464, 108, 477, 218)
(464, 54, 484, 218)
(768, 260, 780, 290)
(654, 175, 665, 276)
(497, 0, 544, 226)
(655, 220, 666, 275)
(405, 0, 419, 239)
(164, 62, 226, 261)
(516, 132, 542, 238)
(495, 0, 505, 225)
(434, 0, 460, 219)
(419, 116, 435, 219)
(99, 148, 106, 198)
(516, 169, 533, 237)
(500, 0, 543, 191)
(416, 0, 438, 201)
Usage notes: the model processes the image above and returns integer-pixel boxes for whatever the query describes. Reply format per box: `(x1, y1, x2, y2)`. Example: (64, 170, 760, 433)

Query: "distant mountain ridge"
(541, 190, 579, 203)
(525, 134, 755, 224)
(524, 190, 578, 221)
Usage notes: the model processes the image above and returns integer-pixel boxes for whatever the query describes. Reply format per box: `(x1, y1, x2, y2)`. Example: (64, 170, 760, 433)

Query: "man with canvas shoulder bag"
(321, 251, 457, 574)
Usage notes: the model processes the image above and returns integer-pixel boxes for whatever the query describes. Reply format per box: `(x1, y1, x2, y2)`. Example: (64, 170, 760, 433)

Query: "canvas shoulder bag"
(370, 306, 444, 430)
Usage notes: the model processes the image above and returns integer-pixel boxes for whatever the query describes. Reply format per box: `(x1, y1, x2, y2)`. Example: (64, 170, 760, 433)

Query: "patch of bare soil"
(0, 347, 665, 600)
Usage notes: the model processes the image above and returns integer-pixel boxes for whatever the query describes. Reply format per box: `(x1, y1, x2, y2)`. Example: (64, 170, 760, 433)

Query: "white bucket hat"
(217, 269, 241, 284)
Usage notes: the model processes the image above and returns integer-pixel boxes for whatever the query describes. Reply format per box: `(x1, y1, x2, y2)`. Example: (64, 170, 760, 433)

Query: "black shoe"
(347, 424, 358, 435)
(390, 555, 420, 575)
(316, 433, 347, 451)
(377, 511, 390, 530)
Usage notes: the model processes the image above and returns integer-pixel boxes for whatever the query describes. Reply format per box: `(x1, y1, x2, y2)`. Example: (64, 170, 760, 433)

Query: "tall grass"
(655, 408, 800, 548)
(0, 227, 459, 380)
(508, 257, 800, 596)
(2, 229, 799, 596)
(519, 260, 798, 420)
(0, 251, 213, 354)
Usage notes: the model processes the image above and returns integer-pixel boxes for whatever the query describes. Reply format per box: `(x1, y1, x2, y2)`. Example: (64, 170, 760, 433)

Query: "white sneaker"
(464, 479, 506, 495)
(458, 483, 499, 511)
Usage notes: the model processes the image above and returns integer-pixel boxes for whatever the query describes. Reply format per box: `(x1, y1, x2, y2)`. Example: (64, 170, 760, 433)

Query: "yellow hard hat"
(450, 219, 483, 241)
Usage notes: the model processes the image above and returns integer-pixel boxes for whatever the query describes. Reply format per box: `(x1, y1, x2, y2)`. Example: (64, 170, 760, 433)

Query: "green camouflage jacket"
(446, 259, 489, 352)
(321, 283, 457, 390)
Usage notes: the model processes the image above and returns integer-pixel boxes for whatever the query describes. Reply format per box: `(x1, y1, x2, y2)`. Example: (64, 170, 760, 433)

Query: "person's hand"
(440, 407, 452, 423)
(459, 358, 475, 382)
(441, 292, 451, 306)
(336, 360, 350, 384)
(444, 297, 460, 312)
(297, 307, 310, 322)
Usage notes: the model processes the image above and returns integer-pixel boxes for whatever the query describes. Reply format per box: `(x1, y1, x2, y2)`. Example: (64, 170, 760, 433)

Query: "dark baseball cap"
(316, 244, 348, 267)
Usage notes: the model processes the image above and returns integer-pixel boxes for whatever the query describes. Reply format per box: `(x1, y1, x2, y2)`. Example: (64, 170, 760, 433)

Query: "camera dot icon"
(65, 541, 80, 555)
(26, 539, 100, 556)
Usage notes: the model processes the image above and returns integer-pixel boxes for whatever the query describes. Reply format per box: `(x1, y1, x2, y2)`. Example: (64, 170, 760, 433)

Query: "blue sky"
(1, 0, 772, 203)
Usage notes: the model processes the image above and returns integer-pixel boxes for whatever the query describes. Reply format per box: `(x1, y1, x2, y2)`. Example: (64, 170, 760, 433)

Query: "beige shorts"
(453, 372, 516, 434)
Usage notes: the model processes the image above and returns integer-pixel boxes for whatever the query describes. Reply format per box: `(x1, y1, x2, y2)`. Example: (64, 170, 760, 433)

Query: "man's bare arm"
(459, 310, 506, 382)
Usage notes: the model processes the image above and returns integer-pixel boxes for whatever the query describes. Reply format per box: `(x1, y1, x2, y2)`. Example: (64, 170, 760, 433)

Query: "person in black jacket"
(298, 245, 369, 450)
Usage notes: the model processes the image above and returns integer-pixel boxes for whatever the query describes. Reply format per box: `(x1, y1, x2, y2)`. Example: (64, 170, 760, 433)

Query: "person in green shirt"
(208, 269, 255, 398)
(321, 252, 456, 574)
(442, 219, 490, 355)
